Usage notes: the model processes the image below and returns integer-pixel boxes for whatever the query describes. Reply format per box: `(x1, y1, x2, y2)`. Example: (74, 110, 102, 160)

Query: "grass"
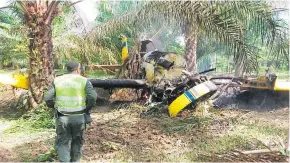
(86, 70, 115, 78)
(3, 103, 55, 134)
(275, 72, 289, 80)
(0, 103, 57, 162)
(176, 116, 288, 161)
(0, 91, 287, 162)
(146, 107, 288, 162)
(160, 116, 211, 134)
(8, 138, 57, 162)
(36, 148, 57, 162)
(184, 135, 251, 161)
(101, 104, 288, 162)
(232, 120, 288, 140)
(0, 69, 13, 74)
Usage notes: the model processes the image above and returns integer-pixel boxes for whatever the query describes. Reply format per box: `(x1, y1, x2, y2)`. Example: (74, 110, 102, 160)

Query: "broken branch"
(241, 149, 280, 155)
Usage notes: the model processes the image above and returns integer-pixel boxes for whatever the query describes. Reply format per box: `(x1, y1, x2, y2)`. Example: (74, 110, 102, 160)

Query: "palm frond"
(86, 1, 288, 74)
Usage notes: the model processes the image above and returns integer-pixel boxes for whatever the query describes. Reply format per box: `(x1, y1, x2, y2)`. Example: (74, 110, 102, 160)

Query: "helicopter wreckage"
(89, 43, 290, 117)
(1, 39, 289, 117)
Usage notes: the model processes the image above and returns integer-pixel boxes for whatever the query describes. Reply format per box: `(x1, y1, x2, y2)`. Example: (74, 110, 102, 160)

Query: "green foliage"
(0, 8, 28, 69)
(97, 1, 114, 23)
(154, 29, 184, 54)
(166, 42, 184, 55)
(0, 0, 288, 77)
(21, 103, 55, 129)
(37, 148, 57, 162)
(161, 116, 211, 134)
(280, 148, 290, 157)
(55, 35, 122, 66)
(192, 135, 251, 154)
(4, 103, 55, 134)
(85, 70, 114, 78)
(90, 1, 288, 75)
(237, 121, 288, 137)
(196, 13, 289, 74)
(52, 1, 139, 67)
(52, 8, 69, 38)
(92, 1, 140, 63)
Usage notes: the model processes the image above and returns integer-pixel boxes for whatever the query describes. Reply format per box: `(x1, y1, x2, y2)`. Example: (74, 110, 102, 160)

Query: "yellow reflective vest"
(54, 74, 87, 115)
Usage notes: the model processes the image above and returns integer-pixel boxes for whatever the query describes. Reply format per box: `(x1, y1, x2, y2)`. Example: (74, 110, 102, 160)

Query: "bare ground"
(80, 103, 289, 162)
(0, 87, 289, 162)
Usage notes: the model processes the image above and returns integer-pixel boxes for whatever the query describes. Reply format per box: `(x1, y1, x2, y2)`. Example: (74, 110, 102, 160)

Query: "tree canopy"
(0, 1, 288, 75)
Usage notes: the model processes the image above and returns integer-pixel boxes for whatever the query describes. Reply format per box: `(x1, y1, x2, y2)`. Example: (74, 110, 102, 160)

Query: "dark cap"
(66, 60, 80, 72)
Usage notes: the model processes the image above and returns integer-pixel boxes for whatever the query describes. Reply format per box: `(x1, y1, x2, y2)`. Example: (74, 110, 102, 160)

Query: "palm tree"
(18, 1, 60, 107)
(87, 1, 145, 79)
(143, 1, 288, 75)
(88, 1, 288, 76)
(0, 0, 82, 107)
(0, 6, 28, 69)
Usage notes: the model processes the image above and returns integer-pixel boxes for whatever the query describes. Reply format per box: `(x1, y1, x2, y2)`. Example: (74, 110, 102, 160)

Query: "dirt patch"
(0, 130, 55, 149)
(0, 138, 55, 162)
(81, 103, 289, 162)
(0, 148, 12, 161)
(0, 86, 28, 119)
(0, 85, 288, 162)
(0, 86, 15, 115)
(238, 108, 289, 130)
(82, 103, 208, 162)
(0, 102, 288, 162)
(211, 150, 288, 162)
(83, 106, 178, 161)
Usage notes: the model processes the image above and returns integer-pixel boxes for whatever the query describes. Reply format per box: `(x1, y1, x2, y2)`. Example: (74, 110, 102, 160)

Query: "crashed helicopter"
(90, 37, 290, 117)
(1, 36, 289, 117)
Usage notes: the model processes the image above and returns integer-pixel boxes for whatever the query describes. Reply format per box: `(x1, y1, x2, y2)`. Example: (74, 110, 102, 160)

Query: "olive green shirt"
(44, 74, 97, 112)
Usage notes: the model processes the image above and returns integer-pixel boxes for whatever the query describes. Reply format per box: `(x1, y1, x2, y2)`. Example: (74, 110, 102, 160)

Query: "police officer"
(44, 60, 97, 162)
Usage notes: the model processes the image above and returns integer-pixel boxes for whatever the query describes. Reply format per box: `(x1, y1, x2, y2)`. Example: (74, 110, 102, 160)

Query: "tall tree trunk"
(234, 60, 245, 77)
(129, 36, 141, 79)
(28, 23, 55, 107)
(227, 56, 230, 73)
(184, 23, 198, 74)
(21, 1, 59, 107)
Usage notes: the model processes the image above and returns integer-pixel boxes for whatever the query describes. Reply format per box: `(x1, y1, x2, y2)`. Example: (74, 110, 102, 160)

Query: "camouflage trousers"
(55, 114, 85, 162)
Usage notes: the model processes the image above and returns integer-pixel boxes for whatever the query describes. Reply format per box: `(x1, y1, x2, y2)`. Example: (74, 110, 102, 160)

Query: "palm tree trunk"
(227, 56, 230, 73)
(27, 21, 55, 107)
(21, 1, 59, 107)
(234, 60, 245, 77)
(184, 23, 198, 74)
(130, 36, 141, 79)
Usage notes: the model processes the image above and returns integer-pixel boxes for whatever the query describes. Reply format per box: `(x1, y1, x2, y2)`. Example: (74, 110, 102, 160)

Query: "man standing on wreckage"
(44, 60, 97, 162)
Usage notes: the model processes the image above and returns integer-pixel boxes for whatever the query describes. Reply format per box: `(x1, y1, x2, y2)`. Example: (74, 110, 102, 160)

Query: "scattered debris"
(213, 149, 288, 162)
